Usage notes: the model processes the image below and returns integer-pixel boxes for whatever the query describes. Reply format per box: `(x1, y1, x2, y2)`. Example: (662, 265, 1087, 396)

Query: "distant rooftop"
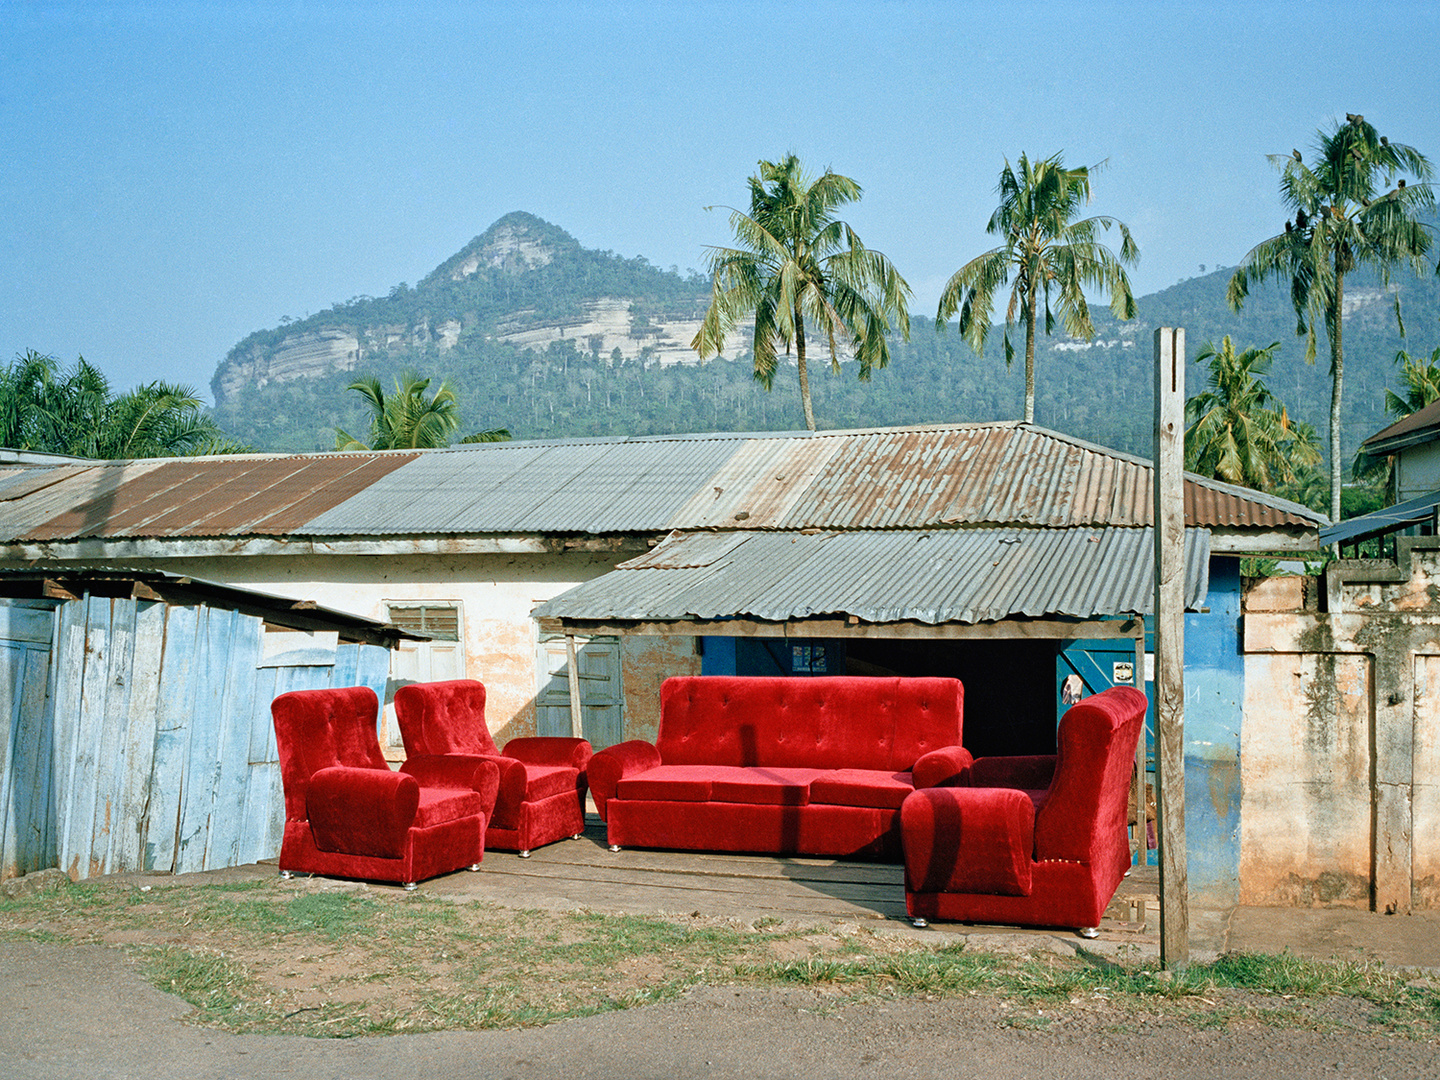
(0, 423, 1325, 553)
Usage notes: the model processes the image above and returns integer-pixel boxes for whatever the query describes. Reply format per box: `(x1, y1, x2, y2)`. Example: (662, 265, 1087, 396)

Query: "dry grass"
(3, 875, 1438, 1040)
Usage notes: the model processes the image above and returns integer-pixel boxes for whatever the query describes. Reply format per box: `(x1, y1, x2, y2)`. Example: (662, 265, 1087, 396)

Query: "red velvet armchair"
(272, 686, 499, 890)
(900, 686, 1147, 937)
(393, 679, 593, 857)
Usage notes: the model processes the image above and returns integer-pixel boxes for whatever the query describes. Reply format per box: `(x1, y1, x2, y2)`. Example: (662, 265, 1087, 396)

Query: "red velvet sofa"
(394, 679, 593, 857)
(273, 686, 500, 889)
(588, 676, 970, 860)
(899, 685, 1147, 935)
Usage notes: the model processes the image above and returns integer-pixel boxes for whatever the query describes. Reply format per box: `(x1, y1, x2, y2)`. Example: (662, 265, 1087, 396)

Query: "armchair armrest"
(306, 765, 419, 860)
(911, 745, 974, 789)
(968, 754, 1057, 791)
(501, 736, 593, 772)
(400, 755, 501, 817)
(900, 787, 1035, 896)
(586, 740, 662, 821)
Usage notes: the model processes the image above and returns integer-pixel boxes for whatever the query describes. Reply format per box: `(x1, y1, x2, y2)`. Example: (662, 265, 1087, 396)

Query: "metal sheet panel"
(306, 436, 742, 535)
(534, 526, 1211, 626)
(0, 423, 1324, 544)
(19, 455, 417, 541)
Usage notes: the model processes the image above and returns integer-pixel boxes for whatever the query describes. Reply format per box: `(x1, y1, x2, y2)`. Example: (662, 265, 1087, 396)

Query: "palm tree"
(936, 152, 1138, 424)
(1184, 336, 1319, 491)
(692, 154, 911, 431)
(1, 350, 245, 457)
(0, 350, 60, 449)
(335, 372, 510, 450)
(1227, 114, 1435, 524)
(1385, 345, 1440, 418)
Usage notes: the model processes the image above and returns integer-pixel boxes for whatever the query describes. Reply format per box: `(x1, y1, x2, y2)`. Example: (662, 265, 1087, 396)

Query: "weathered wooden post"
(565, 633, 585, 740)
(1154, 326, 1189, 969)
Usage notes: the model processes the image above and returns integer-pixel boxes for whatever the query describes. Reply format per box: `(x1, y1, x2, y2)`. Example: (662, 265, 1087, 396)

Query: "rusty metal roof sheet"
(6, 454, 416, 542)
(0, 423, 1322, 545)
(532, 526, 1210, 626)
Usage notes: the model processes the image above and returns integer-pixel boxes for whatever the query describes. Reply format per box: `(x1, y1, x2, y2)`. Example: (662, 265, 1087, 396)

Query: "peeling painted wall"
(620, 636, 702, 744)
(1412, 655, 1440, 908)
(1183, 559, 1245, 909)
(111, 550, 628, 747)
(1243, 538, 1440, 912)
(1240, 652, 1373, 906)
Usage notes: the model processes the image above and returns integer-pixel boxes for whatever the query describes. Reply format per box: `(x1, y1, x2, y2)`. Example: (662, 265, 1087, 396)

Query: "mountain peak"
(429, 212, 582, 283)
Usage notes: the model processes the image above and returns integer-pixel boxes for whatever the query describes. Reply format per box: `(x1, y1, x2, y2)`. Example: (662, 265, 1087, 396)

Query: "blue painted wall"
(705, 637, 845, 677)
(1058, 557, 1244, 897)
(700, 635, 736, 676)
(1182, 556, 1243, 909)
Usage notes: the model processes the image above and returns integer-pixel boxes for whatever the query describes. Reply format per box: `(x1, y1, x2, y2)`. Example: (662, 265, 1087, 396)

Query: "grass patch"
(4, 877, 1439, 1039)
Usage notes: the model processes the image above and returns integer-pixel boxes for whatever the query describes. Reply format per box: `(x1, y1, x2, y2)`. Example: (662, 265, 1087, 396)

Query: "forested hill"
(211, 211, 1440, 462)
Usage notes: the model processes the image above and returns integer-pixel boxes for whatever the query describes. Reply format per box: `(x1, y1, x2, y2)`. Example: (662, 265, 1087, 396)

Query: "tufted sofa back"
(657, 676, 963, 773)
(272, 685, 388, 822)
(393, 679, 500, 758)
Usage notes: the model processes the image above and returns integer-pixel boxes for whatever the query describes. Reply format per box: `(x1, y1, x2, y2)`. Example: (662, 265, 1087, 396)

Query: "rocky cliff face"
(212, 212, 740, 406)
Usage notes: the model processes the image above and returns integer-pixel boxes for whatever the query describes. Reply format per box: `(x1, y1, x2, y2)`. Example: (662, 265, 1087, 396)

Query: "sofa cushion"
(810, 769, 914, 810)
(518, 763, 579, 802)
(414, 786, 485, 830)
(616, 765, 716, 803)
(709, 768, 824, 806)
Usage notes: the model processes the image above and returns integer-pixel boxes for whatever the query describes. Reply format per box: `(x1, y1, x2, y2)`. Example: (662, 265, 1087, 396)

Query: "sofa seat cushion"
(810, 769, 915, 810)
(1022, 789, 1050, 813)
(709, 768, 826, 806)
(517, 763, 579, 802)
(414, 787, 485, 830)
(615, 765, 717, 803)
(615, 766, 826, 806)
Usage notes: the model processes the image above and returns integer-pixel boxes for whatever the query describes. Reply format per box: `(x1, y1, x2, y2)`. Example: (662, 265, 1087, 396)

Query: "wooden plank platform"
(425, 814, 1161, 939)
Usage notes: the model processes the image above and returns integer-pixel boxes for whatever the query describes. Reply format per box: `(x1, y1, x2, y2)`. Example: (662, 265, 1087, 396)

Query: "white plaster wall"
(1414, 655, 1440, 908)
(1240, 651, 1373, 906)
(124, 551, 623, 744)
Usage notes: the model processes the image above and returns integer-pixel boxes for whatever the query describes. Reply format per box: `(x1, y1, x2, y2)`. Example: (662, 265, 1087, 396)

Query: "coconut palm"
(334, 372, 509, 450)
(1184, 336, 1319, 491)
(336, 373, 458, 450)
(1385, 345, 1440, 418)
(1227, 114, 1435, 523)
(692, 154, 911, 431)
(936, 152, 1138, 424)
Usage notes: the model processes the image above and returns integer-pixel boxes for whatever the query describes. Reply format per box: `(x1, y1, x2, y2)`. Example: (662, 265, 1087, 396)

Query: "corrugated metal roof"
(18, 454, 416, 541)
(1360, 396, 1440, 453)
(0, 423, 1323, 544)
(0, 566, 423, 645)
(1320, 487, 1440, 547)
(304, 435, 744, 535)
(532, 526, 1210, 626)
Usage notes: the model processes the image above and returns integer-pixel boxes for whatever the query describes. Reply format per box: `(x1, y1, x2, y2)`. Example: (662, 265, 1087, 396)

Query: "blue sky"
(4, 0, 1439, 400)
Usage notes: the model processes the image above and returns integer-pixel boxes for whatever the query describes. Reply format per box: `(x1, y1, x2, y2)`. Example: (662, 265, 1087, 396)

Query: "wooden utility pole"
(1154, 326, 1189, 969)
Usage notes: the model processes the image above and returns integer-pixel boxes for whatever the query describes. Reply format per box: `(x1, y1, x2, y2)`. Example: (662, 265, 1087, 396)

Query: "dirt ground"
(4, 938, 1440, 1080)
(5, 837, 1440, 1078)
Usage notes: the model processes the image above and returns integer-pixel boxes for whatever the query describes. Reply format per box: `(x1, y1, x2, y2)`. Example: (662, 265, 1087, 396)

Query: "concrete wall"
(1243, 539, 1440, 912)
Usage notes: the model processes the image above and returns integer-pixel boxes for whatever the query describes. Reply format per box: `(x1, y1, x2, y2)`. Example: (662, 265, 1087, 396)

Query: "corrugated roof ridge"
(1016, 422, 1326, 526)
(1360, 396, 1440, 449)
